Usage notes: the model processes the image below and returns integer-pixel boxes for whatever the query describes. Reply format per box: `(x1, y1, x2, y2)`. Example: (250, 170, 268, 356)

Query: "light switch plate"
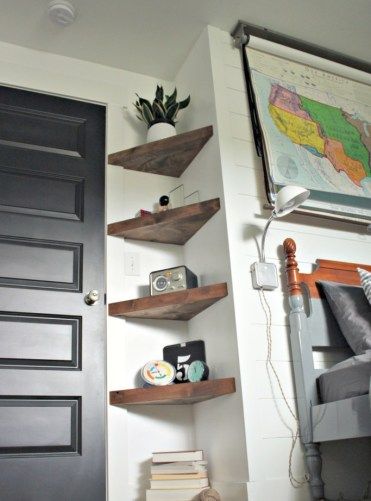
(251, 262, 278, 290)
(124, 252, 140, 276)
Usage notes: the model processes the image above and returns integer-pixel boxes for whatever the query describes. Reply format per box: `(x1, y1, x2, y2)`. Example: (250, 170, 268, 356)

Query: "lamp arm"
(260, 213, 275, 262)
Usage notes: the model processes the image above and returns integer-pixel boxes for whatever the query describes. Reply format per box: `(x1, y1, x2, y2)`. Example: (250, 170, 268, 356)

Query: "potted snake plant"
(134, 85, 191, 142)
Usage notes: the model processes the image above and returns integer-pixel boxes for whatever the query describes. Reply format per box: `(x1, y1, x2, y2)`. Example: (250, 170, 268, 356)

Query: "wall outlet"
(124, 252, 140, 276)
(251, 262, 278, 290)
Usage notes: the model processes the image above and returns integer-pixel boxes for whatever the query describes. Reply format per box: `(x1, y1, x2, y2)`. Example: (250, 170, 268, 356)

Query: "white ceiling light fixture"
(48, 1, 76, 26)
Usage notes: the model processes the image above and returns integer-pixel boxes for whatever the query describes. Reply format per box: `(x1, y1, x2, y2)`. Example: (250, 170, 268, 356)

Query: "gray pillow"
(317, 281, 371, 355)
(358, 268, 371, 305)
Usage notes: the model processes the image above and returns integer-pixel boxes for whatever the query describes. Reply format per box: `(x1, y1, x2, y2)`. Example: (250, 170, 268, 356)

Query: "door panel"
(0, 312, 81, 369)
(0, 85, 106, 501)
(0, 166, 84, 220)
(0, 397, 80, 455)
(0, 103, 86, 157)
(0, 236, 81, 289)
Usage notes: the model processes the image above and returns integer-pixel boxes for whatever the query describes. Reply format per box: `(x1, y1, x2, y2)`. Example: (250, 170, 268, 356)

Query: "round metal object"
(153, 275, 169, 292)
(84, 290, 100, 305)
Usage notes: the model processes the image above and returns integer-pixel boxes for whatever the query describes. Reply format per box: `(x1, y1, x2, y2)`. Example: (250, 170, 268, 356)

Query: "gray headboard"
(282, 238, 371, 442)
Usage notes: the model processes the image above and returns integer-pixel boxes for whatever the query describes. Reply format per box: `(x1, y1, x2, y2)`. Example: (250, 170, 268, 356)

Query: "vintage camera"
(150, 266, 198, 296)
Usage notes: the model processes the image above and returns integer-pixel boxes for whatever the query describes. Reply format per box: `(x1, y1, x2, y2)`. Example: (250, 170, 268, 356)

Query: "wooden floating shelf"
(110, 378, 236, 406)
(109, 283, 228, 321)
(107, 198, 220, 245)
(108, 125, 213, 177)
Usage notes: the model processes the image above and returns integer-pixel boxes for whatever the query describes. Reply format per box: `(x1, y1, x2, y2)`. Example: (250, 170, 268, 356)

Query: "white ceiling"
(1, 0, 370, 80)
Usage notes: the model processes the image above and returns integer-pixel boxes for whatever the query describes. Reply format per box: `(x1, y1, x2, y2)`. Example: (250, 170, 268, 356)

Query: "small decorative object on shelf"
(157, 194, 171, 212)
(135, 209, 152, 218)
(141, 360, 176, 386)
(188, 361, 209, 383)
(149, 266, 198, 296)
(163, 340, 207, 384)
(134, 85, 191, 143)
(169, 184, 185, 209)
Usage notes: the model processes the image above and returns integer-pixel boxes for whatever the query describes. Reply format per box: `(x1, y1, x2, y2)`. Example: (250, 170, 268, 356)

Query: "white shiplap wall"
(207, 26, 371, 501)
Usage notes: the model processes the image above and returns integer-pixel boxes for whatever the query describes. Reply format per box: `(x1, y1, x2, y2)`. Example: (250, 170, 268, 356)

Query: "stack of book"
(146, 450, 209, 500)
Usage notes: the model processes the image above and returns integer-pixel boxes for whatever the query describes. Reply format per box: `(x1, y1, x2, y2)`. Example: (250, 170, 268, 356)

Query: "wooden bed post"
(283, 238, 301, 296)
(283, 238, 325, 500)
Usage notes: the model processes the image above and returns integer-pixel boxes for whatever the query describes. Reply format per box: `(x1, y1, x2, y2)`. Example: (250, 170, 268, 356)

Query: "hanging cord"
(258, 288, 309, 488)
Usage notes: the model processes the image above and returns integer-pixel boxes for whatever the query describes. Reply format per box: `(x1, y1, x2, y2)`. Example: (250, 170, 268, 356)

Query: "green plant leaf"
(165, 88, 177, 107)
(133, 103, 143, 114)
(178, 95, 191, 110)
(135, 94, 152, 112)
(166, 102, 179, 122)
(154, 98, 166, 114)
(142, 102, 154, 126)
(136, 115, 144, 121)
(153, 100, 166, 120)
(155, 85, 164, 102)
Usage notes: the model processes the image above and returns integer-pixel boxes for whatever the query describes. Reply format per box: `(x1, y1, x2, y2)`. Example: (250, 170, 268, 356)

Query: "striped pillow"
(358, 268, 371, 305)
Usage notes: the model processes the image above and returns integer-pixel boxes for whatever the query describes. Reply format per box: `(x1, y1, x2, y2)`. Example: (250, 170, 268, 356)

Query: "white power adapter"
(251, 262, 279, 290)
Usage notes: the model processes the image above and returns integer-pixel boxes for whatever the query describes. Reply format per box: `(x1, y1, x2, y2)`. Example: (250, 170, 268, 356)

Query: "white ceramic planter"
(147, 122, 176, 143)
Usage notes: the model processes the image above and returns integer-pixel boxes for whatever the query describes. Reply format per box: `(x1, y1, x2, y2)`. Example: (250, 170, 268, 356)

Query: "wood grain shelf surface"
(108, 125, 213, 177)
(108, 283, 228, 321)
(110, 378, 236, 406)
(107, 198, 220, 245)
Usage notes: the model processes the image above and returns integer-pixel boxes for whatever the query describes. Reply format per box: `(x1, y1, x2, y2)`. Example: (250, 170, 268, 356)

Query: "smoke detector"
(48, 1, 76, 26)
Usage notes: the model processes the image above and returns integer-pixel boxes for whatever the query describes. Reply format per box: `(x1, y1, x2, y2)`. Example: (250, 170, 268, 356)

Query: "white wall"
(206, 25, 371, 501)
(175, 29, 249, 500)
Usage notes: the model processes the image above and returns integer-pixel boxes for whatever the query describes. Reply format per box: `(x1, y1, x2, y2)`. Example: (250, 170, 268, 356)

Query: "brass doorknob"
(84, 290, 100, 305)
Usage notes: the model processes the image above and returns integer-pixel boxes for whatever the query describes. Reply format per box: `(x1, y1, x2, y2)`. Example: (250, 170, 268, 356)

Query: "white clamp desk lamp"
(251, 185, 310, 290)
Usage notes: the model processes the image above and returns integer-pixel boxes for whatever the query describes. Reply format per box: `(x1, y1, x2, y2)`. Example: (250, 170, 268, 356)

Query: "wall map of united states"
(268, 84, 371, 187)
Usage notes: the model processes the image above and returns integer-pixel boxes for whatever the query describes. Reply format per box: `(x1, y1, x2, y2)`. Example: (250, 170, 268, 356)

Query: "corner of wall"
(174, 25, 249, 495)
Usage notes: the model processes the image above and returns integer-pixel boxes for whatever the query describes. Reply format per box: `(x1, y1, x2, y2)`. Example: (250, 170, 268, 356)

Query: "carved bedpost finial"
(283, 238, 301, 296)
(283, 237, 296, 256)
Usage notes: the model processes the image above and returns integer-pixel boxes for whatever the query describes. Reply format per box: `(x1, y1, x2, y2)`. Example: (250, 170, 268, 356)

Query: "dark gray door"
(0, 86, 106, 500)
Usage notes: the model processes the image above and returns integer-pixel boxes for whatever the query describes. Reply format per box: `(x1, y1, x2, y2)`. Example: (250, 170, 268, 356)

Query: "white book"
(150, 477, 209, 489)
(151, 472, 207, 480)
(151, 461, 207, 475)
(146, 487, 207, 500)
(152, 450, 203, 463)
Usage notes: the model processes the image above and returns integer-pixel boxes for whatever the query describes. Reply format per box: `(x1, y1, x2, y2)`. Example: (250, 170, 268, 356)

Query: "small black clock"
(188, 360, 209, 382)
